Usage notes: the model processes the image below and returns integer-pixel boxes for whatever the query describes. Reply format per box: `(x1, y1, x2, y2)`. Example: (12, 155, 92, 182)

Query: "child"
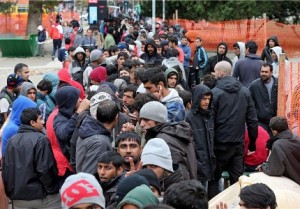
(36, 25, 47, 57)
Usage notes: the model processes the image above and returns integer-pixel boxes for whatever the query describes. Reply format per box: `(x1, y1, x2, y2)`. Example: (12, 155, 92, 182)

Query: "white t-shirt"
(0, 98, 10, 113)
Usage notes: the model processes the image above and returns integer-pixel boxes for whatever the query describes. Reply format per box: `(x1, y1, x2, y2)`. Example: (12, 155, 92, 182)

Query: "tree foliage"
(140, 0, 300, 24)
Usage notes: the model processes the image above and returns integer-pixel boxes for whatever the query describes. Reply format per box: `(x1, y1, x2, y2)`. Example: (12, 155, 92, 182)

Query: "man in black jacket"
(140, 39, 163, 66)
(2, 108, 61, 209)
(186, 84, 215, 190)
(210, 61, 258, 198)
(205, 42, 232, 75)
(249, 63, 278, 135)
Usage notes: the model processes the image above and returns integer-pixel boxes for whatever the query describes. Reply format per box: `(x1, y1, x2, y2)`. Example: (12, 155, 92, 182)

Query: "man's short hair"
(245, 40, 258, 54)
(115, 131, 141, 148)
(117, 51, 129, 60)
(178, 90, 192, 108)
(123, 84, 138, 98)
(141, 67, 167, 88)
(269, 116, 288, 133)
(240, 183, 277, 209)
(168, 36, 178, 45)
(37, 79, 53, 94)
(14, 63, 28, 74)
(261, 63, 273, 72)
(163, 180, 208, 209)
(169, 48, 179, 57)
(133, 93, 158, 112)
(21, 108, 41, 125)
(202, 74, 217, 89)
(96, 100, 119, 123)
(97, 150, 123, 169)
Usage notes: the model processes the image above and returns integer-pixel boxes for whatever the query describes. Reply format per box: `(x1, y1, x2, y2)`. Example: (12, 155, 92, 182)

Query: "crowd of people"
(0, 14, 300, 209)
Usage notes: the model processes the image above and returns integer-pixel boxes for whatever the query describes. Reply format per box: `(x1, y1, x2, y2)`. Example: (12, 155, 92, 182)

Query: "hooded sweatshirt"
(43, 73, 59, 118)
(1, 96, 36, 155)
(68, 47, 87, 86)
(161, 88, 185, 122)
(205, 42, 232, 74)
(186, 85, 215, 181)
(117, 185, 158, 209)
(270, 46, 289, 78)
(20, 82, 37, 101)
(53, 86, 80, 159)
(261, 35, 280, 64)
(140, 39, 163, 65)
(212, 76, 258, 150)
(76, 115, 112, 174)
(232, 42, 246, 69)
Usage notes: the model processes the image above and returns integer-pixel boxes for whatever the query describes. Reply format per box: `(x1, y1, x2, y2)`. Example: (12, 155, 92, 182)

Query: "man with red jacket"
(50, 16, 63, 61)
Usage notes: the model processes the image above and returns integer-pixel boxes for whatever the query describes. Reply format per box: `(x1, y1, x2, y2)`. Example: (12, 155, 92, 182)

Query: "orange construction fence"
(277, 55, 300, 136)
(0, 12, 79, 37)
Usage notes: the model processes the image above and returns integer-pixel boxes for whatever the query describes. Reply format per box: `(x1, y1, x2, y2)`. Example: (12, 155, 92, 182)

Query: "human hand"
(125, 157, 143, 177)
(76, 99, 90, 114)
(121, 122, 135, 132)
(216, 202, 228, 209)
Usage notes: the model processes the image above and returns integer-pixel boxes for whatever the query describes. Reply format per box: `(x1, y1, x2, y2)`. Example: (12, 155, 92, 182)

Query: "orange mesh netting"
(0, 12, 79, 37)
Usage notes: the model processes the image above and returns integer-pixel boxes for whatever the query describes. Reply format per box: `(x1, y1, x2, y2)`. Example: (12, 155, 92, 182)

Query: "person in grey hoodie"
(20, 82, 37, 102)
(231, 42, 245, 70)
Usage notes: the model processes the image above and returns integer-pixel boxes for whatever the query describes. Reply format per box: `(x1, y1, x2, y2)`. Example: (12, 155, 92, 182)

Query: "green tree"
(139, 0, 300, 24)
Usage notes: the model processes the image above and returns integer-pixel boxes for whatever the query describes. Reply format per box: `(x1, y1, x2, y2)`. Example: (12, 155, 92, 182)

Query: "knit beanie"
(116, 184, 159, 209)
(141, 138, 174, 173)
(89, 66, 107, 83)
(7, 73, 23, 89)
(60, 173, 105, 209)
(115, 174, 149, 203)
(89, 92, 112, 119)
(90, 49, 102, 62)
(139, 101, 168, 123)
(135, 169, 161, 195)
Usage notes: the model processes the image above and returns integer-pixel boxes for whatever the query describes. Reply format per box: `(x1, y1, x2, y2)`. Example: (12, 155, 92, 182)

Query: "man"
(97, 151, 124, 206)
(259, 116, 300, 185)
(261, 35, 285, 64)
(51, 86, 90, 184)
(1, 96, 36, 156)
(2, 108, 60, 209)
(179, 36, 191, 85)
(233, 40, 264, 87)
(142, 68, 185, 122)
(270, 46, 289, 78)
(116, 184, 159, 209)
(249, 63, 278, 134)
(14, 63, 31, 82)
(80, 28, 97, 50)
(168, 36, 184, 63)
(185, 84, 215, 189)
(83, 49, 103, 88)
(60, 173, 105, 209)
(210, 61, 258, 198)
(140, 39, 163, 66)
(205, 42, 232, 75)
(141, 138, 184, 193)
(239, 183, 277, 209)
(69, 46, 88, 87)
(0, 74, 23, 128)
(104, 27, 116, 50)
(231, 42, 245, 69)
(50, 17, 63, 60)
(20, 82, 37, 102)
(115, 131, 142, 171)
(139, 101, 197, 180)
(164, 180, 208, 209)
(192, 37, 208, 86)
(164, 68, 179, 89)
(122, 84, 138, 114)
(76, 100, 119, 174)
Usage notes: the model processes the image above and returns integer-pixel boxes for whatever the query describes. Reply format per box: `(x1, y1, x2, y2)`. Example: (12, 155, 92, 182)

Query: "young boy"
(97, 150, 124, 206)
